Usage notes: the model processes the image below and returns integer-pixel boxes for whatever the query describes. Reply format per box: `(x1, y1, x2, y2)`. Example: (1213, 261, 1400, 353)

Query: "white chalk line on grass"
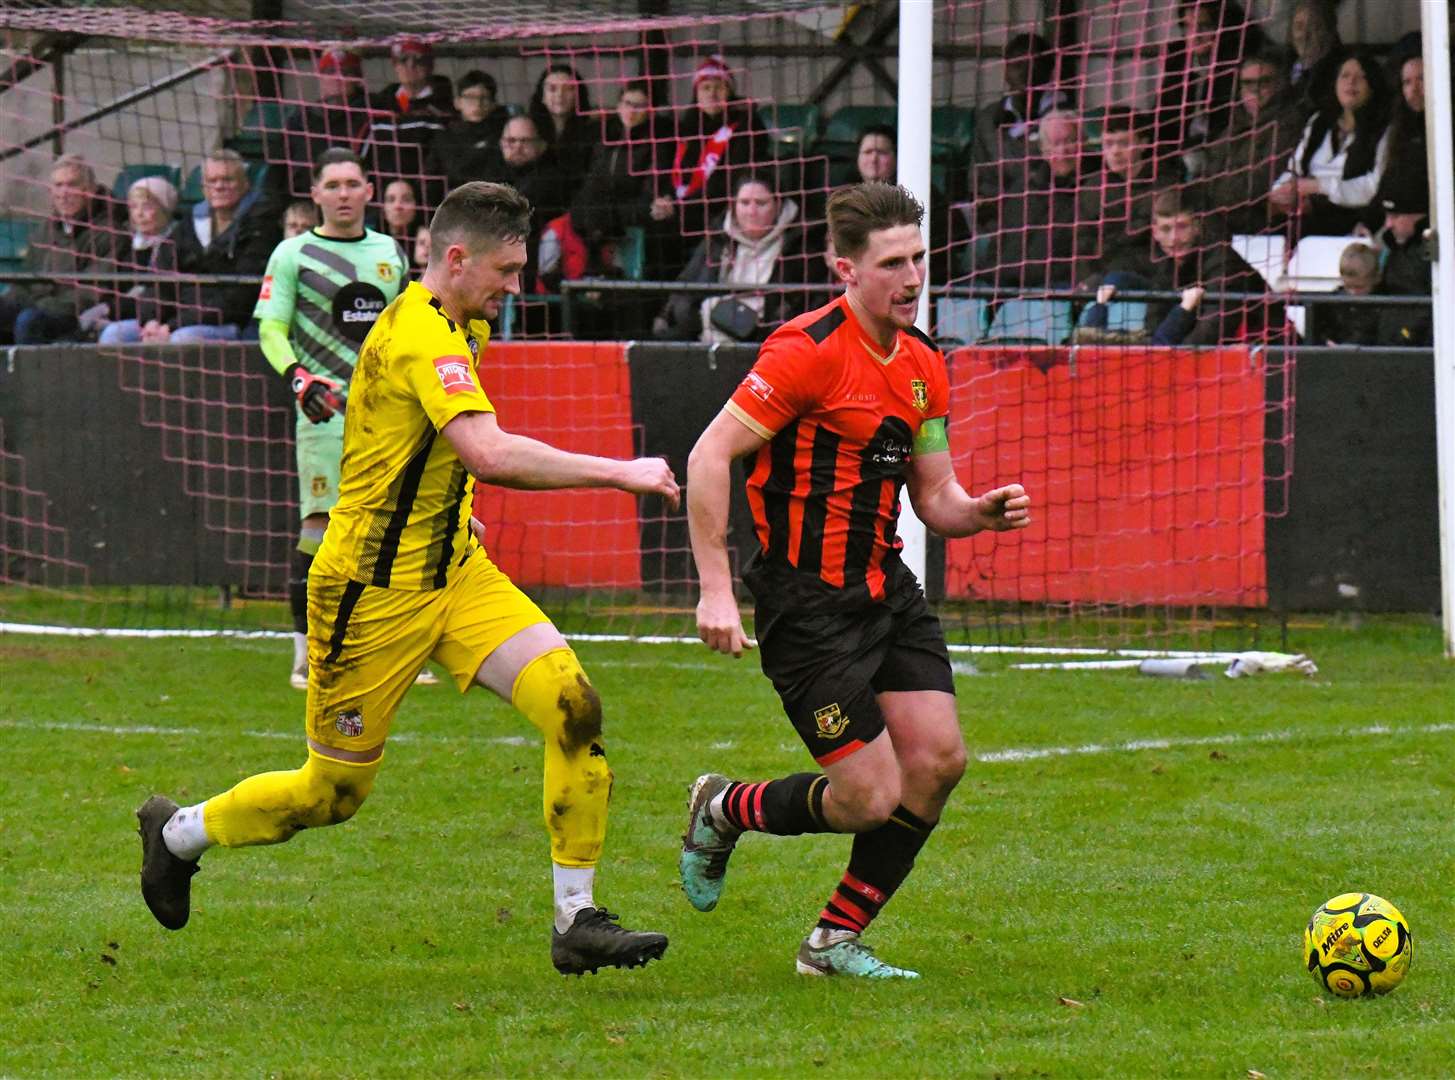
(6, 717, 1449, 767)
(976, 721, 1454, 763)
(0, 621, 1235, 661)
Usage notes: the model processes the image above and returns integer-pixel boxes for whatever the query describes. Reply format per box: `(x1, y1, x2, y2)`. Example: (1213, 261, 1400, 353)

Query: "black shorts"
(753, 569, 954, 766)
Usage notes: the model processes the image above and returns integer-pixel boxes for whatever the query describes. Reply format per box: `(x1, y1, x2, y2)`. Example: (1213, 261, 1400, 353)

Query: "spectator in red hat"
(369, 37, 456, 200)
(283, 48, 390, 201)
(657, 54, 769, 276)
(529, 64, 598, 189)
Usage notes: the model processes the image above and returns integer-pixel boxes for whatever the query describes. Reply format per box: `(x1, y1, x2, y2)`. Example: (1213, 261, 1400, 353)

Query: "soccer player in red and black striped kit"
(683, 181, 1031, 978)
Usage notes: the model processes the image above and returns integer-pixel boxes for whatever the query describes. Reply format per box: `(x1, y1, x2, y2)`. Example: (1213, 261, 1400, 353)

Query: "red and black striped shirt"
(725, 295, 949, 608)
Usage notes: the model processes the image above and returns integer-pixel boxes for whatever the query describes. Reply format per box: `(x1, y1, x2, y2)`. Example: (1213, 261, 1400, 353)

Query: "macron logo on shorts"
(433, 355, 475, 396)
(744, 371, 773, 403)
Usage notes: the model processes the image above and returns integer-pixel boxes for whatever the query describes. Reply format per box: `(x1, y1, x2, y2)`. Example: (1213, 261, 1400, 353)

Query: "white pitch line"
(6, 717, 1449, 767)
(2, 622, 1236, 660)
(0, 717, 534, 748)
(975, 722, 1455, 764)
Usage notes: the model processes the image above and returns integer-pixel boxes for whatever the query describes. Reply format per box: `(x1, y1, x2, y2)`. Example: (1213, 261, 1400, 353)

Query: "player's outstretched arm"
(443, 410, 680, 506)
(906, 450, 1031, 539)
(686, 409, 767, 658)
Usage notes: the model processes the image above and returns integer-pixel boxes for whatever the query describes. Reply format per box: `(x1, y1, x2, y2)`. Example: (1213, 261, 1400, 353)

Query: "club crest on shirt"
(335, 709, 364, 738)
(433, 355, 475, 395)
(743, 371, 774, 403)
(910, 378, 928, 412)
(813, 703, 849, 739)
(377, 261, 394, 281)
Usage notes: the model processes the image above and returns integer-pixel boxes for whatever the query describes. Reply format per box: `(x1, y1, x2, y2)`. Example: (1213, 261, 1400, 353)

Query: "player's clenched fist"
(697, 589, 752, 658)
(617, 457, 681, 508)
(972, 483, 1031, 532)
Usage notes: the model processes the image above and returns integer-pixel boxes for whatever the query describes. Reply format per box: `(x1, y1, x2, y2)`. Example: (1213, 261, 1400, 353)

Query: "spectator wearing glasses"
(425, 69, 511, 196)
(483, 114, 570, 291)
(370, 36, 456, 194)
(146, 149, 279, 343)
(1202, 49, 1304, 235)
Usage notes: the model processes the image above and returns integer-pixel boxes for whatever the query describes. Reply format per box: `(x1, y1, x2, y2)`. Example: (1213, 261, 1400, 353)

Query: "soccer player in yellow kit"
(137, 181, 678, 975)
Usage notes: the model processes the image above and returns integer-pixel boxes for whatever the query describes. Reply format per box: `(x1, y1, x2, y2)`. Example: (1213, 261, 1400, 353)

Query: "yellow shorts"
(306, 547, 549, 754)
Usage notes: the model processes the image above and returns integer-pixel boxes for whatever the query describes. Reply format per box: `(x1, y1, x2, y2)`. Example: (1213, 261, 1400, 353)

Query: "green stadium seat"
(110, 163, 183, 202)
(935, 297, 990, 345)
(757, 103, 822, 157)
(615, 226, 645, 280)
(224, 101, 293, 160)
(985, 298, 1074, 345)
(930, 106, 974, 162)
(819, 104, 896, 162)
(0, 216, 33, 293)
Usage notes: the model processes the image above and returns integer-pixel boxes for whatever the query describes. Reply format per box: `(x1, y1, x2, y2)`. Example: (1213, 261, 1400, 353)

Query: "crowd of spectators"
(0, 4, 1438, 350)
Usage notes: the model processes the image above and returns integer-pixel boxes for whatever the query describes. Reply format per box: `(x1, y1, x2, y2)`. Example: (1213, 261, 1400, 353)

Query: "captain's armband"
(913, 416, 949, 455)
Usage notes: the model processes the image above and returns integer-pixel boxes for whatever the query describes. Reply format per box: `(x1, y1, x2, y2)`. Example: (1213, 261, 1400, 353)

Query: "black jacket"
(169, 193, 279, 327)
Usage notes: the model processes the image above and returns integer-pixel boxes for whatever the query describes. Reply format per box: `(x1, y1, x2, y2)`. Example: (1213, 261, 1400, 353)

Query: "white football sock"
(162, 801, 213, 861)
(808, 926, 857, 948)
(291, 632, 307, 670)
(552, 863, 596, 933)
(707, 790, 739, 833)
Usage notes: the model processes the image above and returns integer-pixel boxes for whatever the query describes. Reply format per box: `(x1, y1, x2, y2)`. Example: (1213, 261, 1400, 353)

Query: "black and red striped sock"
(717, 773, 831, 836)
(817, 804, 935, 935)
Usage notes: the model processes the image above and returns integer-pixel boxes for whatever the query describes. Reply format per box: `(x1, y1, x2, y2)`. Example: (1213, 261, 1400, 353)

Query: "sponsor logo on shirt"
(434, 355, 475, 395)
(259, 275, 273, 301)
(743, 371, 773, 402)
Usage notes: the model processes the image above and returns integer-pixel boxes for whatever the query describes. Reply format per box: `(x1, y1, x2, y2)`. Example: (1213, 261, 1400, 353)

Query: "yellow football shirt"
(313, 281, 495, 590)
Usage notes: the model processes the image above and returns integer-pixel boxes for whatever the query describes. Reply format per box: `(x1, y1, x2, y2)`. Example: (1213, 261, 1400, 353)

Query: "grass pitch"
(1, 615, 1451, 1078)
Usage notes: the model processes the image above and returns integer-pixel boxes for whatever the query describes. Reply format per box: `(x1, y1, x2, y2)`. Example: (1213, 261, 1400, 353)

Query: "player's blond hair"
(1338, 242, 1380, 281)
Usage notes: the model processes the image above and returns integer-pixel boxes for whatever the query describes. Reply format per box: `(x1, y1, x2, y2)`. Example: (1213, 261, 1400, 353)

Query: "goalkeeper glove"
(287, 364, 342, 423)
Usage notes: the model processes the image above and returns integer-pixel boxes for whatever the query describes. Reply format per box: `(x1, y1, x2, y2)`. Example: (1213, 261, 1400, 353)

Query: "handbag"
(709, 297, 761, 341)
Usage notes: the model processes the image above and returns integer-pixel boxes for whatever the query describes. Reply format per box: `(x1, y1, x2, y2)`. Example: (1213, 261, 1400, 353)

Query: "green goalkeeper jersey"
(253, 228, 409, 381)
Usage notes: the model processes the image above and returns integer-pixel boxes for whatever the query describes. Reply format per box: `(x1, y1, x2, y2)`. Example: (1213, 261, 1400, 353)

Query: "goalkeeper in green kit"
(254, 148, 436, 688)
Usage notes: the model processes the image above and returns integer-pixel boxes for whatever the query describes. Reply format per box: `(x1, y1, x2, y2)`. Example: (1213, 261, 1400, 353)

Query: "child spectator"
(425, 69, 511, 196)
(528, 64, 597, 189)
(283, 199, 318, 239)
(1271, 50, 1392, 238)
(1317, 241, 1383, 345)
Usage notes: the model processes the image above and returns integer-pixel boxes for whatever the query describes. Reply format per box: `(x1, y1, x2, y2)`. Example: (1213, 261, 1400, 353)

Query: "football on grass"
(1305, 892, 1412, 997)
